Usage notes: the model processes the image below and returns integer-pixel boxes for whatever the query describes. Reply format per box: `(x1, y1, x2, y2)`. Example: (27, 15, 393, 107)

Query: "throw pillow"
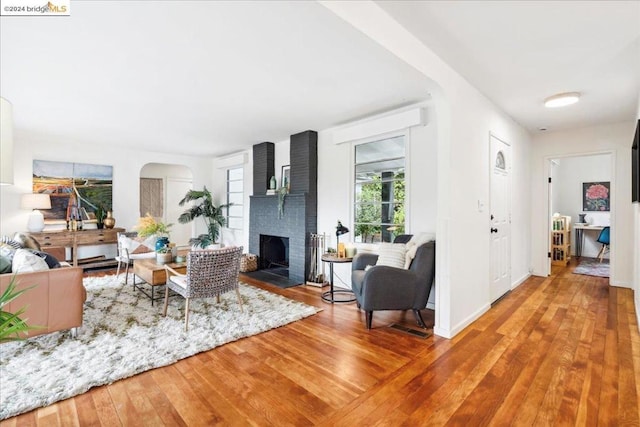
(0, 243, 17, 263)
(376, 243, 408, 269)
(130, 236, 155, 254)
(1, 236, 22, 250)
(12, 248, 49, 273)
(404, 232, 436, 269)
(28, 249, 61, 269)
(12, 232, 41, 251)
(0, 255, 11, 273)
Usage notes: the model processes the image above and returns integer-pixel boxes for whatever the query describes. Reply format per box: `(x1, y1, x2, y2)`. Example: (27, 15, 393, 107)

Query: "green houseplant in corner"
(178, 187, 231, 249)
(0, 276, 35, 342)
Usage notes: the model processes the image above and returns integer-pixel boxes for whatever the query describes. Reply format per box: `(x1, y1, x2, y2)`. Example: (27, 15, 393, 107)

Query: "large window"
(226, 167, 243, 230)
(354, 135, 406, 243)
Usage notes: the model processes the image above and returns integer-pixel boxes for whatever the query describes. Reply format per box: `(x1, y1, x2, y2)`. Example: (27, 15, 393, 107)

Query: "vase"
(155, 236, 169, 252)
(103, 211, 116, 229)
(578, 214, 587, 224)
(269, 176, 277, 190)
(156, 252, 172, 264)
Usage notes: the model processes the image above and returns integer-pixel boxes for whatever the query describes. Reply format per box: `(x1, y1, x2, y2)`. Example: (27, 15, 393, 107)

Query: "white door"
(490, 135, 511, 302)
(166, 178, 193, 247)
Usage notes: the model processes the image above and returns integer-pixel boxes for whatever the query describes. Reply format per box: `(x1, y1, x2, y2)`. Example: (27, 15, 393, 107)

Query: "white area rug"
(0, 274, 320, 420)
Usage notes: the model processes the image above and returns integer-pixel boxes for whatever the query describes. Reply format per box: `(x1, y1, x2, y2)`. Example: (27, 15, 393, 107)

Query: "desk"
(321, 254, 356, 304)
(573, 224, 604, 257)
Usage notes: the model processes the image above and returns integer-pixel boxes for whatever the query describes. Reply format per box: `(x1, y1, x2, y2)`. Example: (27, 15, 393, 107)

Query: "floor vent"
(388, 324, 432, 339)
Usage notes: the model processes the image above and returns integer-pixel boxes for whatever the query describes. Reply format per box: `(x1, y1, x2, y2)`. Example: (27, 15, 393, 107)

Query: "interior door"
(490, 135, 511, 302)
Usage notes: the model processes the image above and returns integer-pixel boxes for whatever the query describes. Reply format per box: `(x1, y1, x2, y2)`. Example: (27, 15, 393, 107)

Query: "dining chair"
(596, 226, 610, 263)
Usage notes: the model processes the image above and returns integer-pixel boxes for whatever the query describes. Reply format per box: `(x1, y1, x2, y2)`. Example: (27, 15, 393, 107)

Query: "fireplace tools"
(307, 233, 326, 286)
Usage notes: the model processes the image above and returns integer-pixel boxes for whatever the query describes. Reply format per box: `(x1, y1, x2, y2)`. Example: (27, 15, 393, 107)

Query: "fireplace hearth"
(260, 235, 289, 278)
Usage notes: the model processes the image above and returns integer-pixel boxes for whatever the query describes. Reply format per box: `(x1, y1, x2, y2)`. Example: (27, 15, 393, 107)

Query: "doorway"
(490, 134, 512, 302)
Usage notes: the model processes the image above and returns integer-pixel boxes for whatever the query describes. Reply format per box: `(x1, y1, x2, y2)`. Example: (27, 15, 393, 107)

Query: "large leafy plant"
(1, 276, 35, 342)
(135, 213, 173, 238)
(178, 187, 231, 248)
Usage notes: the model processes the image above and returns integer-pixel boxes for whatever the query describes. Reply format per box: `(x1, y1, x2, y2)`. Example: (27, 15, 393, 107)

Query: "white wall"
(531, 121, 636, 288)
(0, 130, 213, 250)
(552, 154, 612, 258)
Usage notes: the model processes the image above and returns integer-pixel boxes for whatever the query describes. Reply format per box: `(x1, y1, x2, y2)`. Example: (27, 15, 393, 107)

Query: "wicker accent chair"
(163, 246, 243, 331)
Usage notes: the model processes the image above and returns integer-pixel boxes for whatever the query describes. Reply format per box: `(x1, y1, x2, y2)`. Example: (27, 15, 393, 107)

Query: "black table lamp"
(336, 221, 349, 257)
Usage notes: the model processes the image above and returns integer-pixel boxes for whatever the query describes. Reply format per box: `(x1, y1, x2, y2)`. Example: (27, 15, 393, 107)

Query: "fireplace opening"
(259, 235, 289, 278)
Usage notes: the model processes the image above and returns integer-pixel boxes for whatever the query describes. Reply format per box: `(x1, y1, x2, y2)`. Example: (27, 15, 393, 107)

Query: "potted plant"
(156, 246, 173, 264)
(134, 213, 173, 251)
(178, 187, 230, 249)
(1, 276, 36, 342)
(95, 205, 106, 229)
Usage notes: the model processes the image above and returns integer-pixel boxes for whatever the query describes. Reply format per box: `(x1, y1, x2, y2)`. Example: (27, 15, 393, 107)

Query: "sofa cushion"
(12, 248, 49, 273)
(376, 243, 407, 269)
(0, 255, 11, 273)
(12, 232, 41, 251)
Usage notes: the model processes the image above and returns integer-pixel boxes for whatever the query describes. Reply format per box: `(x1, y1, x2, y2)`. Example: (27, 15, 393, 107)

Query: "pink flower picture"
(583, 182, 610, 211)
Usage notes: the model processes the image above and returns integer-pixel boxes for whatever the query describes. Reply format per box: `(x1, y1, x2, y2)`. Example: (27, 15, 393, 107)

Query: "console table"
(28, 228, 125, 268)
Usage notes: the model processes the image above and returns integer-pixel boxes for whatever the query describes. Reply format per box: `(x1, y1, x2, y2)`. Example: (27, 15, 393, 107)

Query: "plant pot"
(155, 236, 169, 252)
(156, 252, 172, 264)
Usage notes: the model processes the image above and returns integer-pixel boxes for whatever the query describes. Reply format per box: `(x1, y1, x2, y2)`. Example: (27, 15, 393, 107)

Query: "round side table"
(321, 254, 356, 304)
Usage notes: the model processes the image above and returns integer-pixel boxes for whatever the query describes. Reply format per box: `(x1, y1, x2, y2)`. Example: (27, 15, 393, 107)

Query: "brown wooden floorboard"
(1, 260, 639, 426)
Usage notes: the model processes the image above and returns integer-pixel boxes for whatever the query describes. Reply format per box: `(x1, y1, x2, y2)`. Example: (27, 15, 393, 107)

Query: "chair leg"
(235, 287, 243, 313)
(365, 311, 373, 329)
(162, 286, 169, 316)
(184, 298, 190, 331)
(124, 263, 130, 286)
(598, 244, 606, 263)
(413, 309, 426, 328)
(217, 294, 221, 304)
(116, 261, 121, 278)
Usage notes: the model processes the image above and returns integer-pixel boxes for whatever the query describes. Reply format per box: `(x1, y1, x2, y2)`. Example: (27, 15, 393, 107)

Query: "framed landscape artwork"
(582, 181, 610, 212)
(32, 160, 113, 223)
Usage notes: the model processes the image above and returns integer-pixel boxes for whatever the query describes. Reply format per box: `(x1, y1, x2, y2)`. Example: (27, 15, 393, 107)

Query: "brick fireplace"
(249, 131, 317, 284)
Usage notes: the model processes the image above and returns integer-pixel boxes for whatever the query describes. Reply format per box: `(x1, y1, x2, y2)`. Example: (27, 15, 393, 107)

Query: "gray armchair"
(351, 236, 436, 329)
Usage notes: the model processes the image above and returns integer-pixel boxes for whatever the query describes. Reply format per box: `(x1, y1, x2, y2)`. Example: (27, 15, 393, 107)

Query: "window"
(226, 166, 243, 230)
(354, 135, 406, 243)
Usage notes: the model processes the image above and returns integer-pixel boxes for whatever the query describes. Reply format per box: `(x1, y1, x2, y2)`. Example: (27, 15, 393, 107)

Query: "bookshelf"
(551, 216, 571, 266)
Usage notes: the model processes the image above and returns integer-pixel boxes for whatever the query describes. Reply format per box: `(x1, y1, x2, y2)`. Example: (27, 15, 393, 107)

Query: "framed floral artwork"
(582, 182, 610, 211)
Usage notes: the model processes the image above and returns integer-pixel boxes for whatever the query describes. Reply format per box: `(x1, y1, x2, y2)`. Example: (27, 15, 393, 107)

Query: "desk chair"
(596, 226, 610, 263)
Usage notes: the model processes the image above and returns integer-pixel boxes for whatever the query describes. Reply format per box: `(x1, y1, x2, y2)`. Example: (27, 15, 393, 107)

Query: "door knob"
(491, 228, 498, 233)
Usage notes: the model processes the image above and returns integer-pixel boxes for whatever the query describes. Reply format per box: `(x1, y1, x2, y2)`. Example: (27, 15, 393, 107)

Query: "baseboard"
(434, 302, 491, 339)
(610, 280, 632, 289)
(512, 273, 531, 290)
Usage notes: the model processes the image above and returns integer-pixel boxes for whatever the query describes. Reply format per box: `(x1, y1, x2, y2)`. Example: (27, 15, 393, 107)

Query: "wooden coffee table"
(133, 258, 187, 305)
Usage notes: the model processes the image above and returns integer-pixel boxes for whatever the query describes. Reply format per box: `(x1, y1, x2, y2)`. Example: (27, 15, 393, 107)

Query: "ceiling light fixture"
(544, 92, 581, 108)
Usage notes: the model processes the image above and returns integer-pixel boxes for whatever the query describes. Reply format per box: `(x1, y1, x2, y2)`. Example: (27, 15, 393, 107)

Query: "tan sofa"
(0, 267, 85, 339)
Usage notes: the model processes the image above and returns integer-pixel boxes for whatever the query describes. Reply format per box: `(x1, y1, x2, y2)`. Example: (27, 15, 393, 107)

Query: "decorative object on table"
(277, 186, 288, 219)
(156, 247, 172, 264)
(335, 220, 349, 258)
(345, 244, 357, 258)
(135, 212, 171, 238)
(582, 182, 610, 212)
(281, 164, 290, 192)
(103, 211, 116, 229)
(239, 253, 258, 273)
(0, 97, 14, 186)
(178, 186, 230, 249)
(155, 236, 170, 252)
(32, 160, 113, 225)
(20, 193, 51, 232)
(578, 213, 587, 224)
(269, 175, 277, 190)
(0, 274, 320, 420)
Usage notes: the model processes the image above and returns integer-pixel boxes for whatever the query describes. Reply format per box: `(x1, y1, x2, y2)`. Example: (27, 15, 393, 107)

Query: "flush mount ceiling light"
(544, 92, 581, 108)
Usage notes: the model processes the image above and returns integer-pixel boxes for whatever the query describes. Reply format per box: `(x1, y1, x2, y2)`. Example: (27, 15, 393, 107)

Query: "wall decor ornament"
(582, 182, 610, 212)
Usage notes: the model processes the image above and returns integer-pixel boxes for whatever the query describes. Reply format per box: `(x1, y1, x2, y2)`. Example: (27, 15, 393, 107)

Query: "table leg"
(576, 229, 583, 257)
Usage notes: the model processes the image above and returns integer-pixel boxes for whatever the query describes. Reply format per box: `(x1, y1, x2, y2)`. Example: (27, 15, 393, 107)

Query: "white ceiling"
(1, 1, 639, 157)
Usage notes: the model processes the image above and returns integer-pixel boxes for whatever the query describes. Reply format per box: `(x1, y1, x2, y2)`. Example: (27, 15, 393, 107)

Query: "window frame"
(351, 130, 410, 246)
(226, 166, 244, 231)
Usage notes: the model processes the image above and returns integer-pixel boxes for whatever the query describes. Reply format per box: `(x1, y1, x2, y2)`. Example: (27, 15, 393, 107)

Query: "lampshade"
(21, 194, 51, 233)
(21, 193, 52, 210)
(336, 221, 349, 236)
(0, 97, 14, 185)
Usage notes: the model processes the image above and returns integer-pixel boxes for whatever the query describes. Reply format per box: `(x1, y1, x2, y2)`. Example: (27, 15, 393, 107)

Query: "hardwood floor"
(2, 260, 639, 426)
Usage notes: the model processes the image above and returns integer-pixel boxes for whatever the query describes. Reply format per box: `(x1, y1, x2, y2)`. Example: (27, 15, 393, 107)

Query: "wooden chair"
(163, 246, 243, 331)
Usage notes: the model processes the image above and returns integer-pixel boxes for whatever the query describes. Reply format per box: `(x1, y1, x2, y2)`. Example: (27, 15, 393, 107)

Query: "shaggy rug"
(573, 257, 610, 278)
(0, 274, 320, 420)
